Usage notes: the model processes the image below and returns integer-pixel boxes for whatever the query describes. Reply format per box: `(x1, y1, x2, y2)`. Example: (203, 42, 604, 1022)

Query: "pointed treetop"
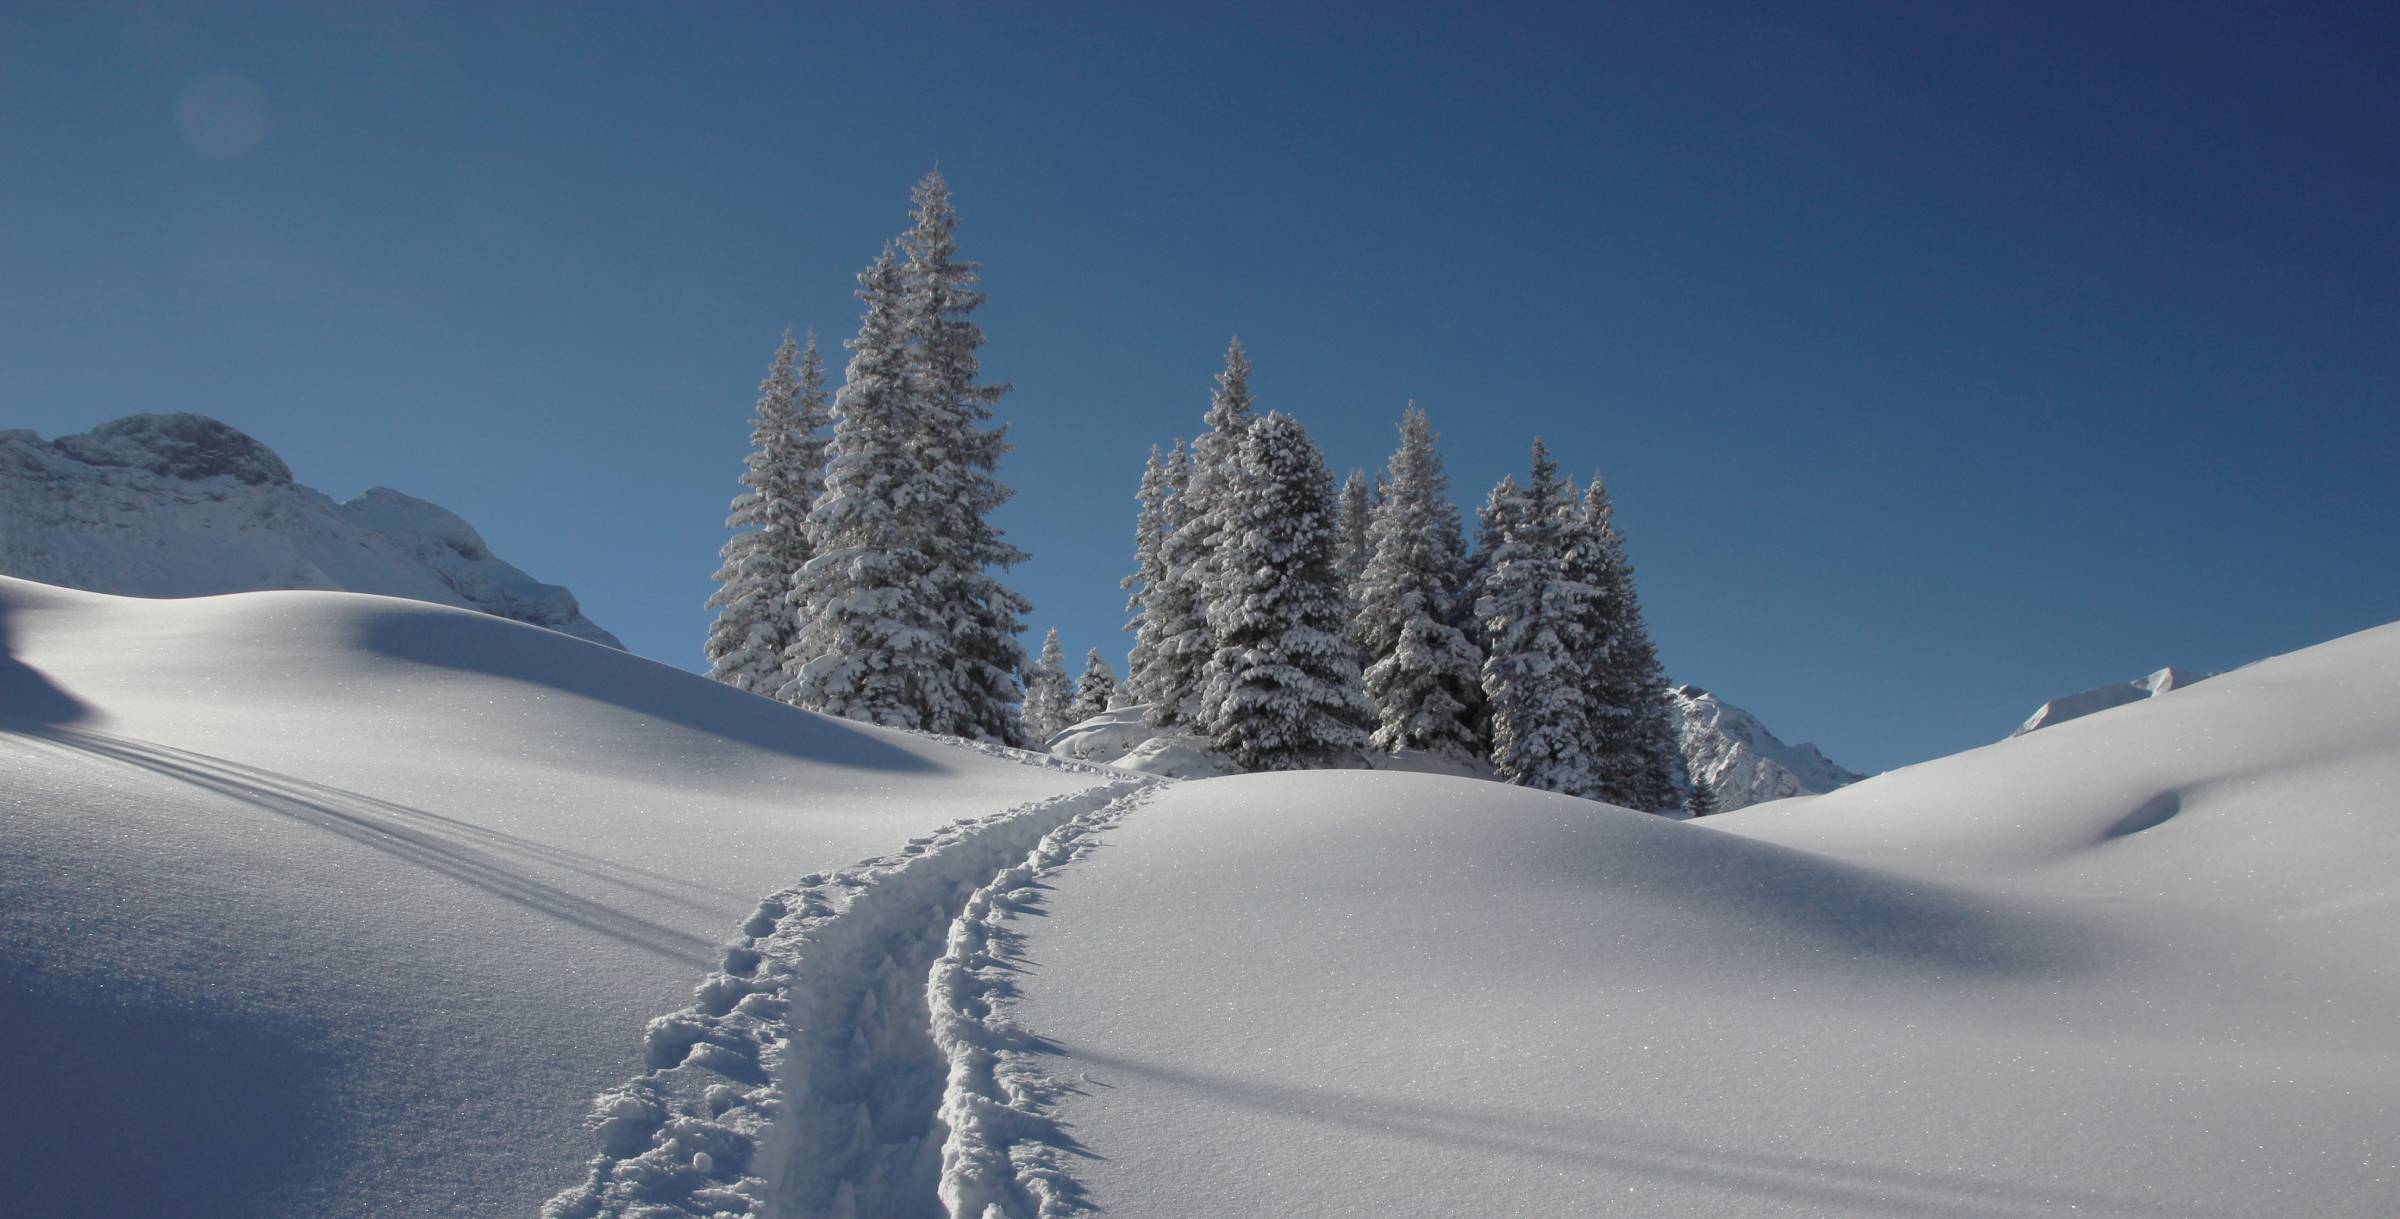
(1207, 337, 1256, 433)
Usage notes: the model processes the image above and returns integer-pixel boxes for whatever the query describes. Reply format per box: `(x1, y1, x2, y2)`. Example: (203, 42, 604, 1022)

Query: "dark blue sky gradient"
(5, 2, 2394, 771)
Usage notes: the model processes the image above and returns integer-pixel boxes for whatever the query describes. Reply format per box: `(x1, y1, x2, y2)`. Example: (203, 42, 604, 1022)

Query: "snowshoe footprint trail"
(545, 779, 1156, 1219)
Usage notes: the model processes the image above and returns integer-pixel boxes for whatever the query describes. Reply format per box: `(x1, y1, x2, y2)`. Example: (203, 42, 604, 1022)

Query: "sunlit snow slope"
(0, 576, 1116, 1219)
(988, 622, 2400, 1218)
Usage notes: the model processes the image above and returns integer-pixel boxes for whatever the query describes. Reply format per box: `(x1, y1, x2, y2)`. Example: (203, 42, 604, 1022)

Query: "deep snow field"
(0, 576, 1119, 1217)
(4, 573, 2397, 1217)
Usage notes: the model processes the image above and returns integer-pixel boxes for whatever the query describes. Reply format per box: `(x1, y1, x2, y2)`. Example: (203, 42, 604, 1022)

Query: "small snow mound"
(1111, 735, 1235, 779)
(1044, 705, 1160, 765)
(1047, 705, 1236, 778)
(50, 412, 294, 485)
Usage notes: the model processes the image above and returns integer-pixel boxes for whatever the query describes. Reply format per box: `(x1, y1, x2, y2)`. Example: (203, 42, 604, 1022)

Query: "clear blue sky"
(6, 2, 2395, 773)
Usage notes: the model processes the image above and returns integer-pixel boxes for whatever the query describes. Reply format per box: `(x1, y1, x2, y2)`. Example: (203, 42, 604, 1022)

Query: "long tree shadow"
(0, 597, 92, 729)
(352, 607, 944, 774)
(17, 728, 722, 964)
(1056, 1048, 2246, 1219)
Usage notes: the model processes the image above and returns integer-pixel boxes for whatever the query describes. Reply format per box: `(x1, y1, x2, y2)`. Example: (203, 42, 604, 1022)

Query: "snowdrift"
(0, 575, 1117, 1219)
(980, 622, 2400, 1218)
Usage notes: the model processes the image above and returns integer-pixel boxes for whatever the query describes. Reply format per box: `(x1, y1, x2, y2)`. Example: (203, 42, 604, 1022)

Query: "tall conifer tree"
(1475, 440, 1603, 794)
(897, 170, 1031, 745)
(1200, 411, 1372, 770)
(1145, 340, 1255, 728)
(1336, 468, 1375, 596)
(1576, 477, 1683, 810)
(1354, 405, 1484, 760)
(1121, 441, 1178, 706)
(783, 248, 948, 726)
(706, 330, 830, 695)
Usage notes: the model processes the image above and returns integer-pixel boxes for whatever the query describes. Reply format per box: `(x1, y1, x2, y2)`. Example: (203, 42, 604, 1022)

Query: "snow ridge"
(542, 780, 1153, 1219)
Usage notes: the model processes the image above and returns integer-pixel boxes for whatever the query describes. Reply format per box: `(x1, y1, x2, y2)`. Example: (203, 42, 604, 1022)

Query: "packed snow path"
(544, 779, 1158, 1219)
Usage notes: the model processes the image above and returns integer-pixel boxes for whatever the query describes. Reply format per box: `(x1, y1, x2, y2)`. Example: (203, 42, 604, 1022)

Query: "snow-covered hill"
(8, 571, 2394, 1217)
(1669, 683, 1863, 807)
(975, 621, 2400, 1218)
(2010, 665, 2210, 736)
(0, 413, 621, 646)
(0, 575, 1119, 1218)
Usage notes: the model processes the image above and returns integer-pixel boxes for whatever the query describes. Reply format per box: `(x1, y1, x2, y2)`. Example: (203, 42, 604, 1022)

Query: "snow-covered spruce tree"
(1336, 468, 1375, 596)
(1575, 477, 1683, 811)
(1474, 440, 1603, 794)
(1455, 472, 1521, 757)
(705, 329, 829, 695)
(1120, 441, 1179, 706)
(1144, 340, 1256, 728)
(1199, 411, 1372, 771)
(1354, 405, 1484, 761)
(897, 170, 1033, 746)
(1685, 773, 1719, 817)
(1070, 647, 1120, 722)
(1022, 628, 1074, 741)
(783, 247, 949, 726)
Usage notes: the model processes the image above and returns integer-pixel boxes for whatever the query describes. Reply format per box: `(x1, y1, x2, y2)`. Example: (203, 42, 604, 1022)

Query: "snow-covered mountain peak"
(2011, 665, 2211, 737)
(1670, 683, 1863, 808)
(0, 414, 621, 647)
(45, 412, 296, 486)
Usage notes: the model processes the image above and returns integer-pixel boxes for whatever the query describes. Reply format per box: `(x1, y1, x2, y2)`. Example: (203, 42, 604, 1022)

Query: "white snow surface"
(979, 621, 2400, 1218)
(10, 562, 2398, 1218)
(0, 575, 1117, 1218)
(0, 414, 622, 646)
(2010, 665, 2211, 736)
(1671, 682, 1864, 808)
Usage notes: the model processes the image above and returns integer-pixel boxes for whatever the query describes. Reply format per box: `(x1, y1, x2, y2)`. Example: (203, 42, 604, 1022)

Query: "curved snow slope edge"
(995, 619, 2400, 1218)
(0, 414, 622, 646)
(0, 576, 1116, 1219)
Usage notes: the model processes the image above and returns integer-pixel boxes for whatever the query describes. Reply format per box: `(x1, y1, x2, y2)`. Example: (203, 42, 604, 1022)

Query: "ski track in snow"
(543, 777, 1158, 1219)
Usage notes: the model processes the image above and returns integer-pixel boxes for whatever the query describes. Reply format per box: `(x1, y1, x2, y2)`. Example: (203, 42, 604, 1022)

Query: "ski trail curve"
(542, 779, 1154, 1219)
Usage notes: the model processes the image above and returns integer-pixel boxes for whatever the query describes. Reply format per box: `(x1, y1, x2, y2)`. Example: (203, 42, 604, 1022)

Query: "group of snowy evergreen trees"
(1119, 342, 1682, 809)
(703, 171, 1681, 810)
(703, 171, 1034, 746)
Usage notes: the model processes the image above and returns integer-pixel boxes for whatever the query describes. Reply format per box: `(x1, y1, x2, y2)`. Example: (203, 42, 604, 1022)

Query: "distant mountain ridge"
(0, 413, 621, 648)
(1669, 684, 1864, 808)
(2011, 666, 2210, 737)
